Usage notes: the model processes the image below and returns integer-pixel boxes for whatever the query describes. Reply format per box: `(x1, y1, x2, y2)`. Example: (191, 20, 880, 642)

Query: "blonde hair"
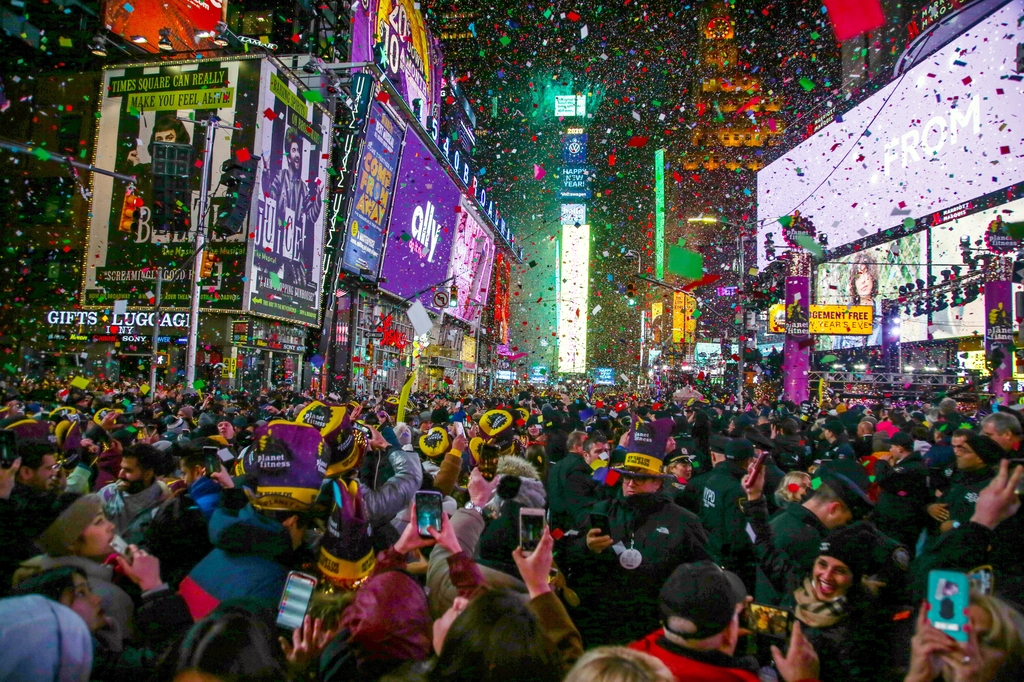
(563, 646, 675, 682)
(774, 471, 812, 507)
(971, 592, 1024, 671)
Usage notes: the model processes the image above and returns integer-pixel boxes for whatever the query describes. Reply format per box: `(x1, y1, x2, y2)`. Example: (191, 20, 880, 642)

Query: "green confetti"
(499, 35, 512, 46)
(302, 90, 324, 103)
(667, 245, 703, 279)
(903, 217, 915, 229)
(798, 77, 815, 91)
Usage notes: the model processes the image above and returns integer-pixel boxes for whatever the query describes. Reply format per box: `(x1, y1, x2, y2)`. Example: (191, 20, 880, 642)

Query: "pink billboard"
(448, 199, 495, 327)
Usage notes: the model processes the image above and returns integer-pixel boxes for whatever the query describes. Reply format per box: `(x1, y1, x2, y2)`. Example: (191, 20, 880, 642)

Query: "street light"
(686, 215, 749, 408)
(624, 250, 646, 389)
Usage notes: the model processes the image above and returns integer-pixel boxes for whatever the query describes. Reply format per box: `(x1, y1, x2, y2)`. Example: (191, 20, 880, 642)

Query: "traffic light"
(217, 158, 259, 235)
(151, 142, 195, 233)
(199, 250, 218, 279)
(366, 342, 375, 363)
(449, 284, 458, 308)
(626, 281, 637, 297)
(118, 190, 144, 233)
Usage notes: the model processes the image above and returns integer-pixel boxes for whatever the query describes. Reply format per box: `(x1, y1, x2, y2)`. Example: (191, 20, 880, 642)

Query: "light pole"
(687, 216, 748, 408)
(625, 250, 645, 388)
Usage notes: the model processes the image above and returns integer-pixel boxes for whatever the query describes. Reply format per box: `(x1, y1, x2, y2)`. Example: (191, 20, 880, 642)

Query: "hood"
(0, 595, 93, 682)
(340, 571, 432, 665)
(773, 433, 805, 454)
(208, 503, 294, 563)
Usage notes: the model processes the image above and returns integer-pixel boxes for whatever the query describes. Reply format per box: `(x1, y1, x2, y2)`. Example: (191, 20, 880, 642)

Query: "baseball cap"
(889, 431, 915, 450)
(660, 561, 747, 640)
(724, 438, 755, 462)
(818, 472, 873, 520)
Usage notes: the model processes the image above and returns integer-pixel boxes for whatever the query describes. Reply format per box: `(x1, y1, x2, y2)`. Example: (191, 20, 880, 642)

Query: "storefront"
(231, 317, 308, 392)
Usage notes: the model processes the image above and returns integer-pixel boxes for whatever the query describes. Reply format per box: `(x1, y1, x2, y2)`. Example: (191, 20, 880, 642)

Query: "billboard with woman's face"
(816, 232, 926, 350)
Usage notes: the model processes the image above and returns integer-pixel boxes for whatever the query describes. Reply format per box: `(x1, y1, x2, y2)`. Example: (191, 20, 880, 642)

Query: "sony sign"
(409, 200, 442, 262)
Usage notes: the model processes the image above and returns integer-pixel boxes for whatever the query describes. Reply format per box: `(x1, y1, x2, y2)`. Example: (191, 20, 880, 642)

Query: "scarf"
(793, 575, 848, 629)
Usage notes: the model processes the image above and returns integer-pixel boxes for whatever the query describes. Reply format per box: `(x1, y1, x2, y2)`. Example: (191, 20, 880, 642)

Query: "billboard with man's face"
(245, 59, 332, 326)
(84, 58, 262, 311)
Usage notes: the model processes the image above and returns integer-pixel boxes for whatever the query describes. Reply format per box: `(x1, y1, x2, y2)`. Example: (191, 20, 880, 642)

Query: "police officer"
(873, 431, 930, 551)
(547, 431, 614, 533)
(756, 472, 873, 605)
(684, 437, 758, 591)
(561, 418, 710, 647)
(927, 430, 1000, 533)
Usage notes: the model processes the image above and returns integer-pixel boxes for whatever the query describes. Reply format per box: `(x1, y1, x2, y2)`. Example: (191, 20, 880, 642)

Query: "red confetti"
(236, 148, 251, 163)
(376, 91, 390, 104)
(263, 108, 277, 120)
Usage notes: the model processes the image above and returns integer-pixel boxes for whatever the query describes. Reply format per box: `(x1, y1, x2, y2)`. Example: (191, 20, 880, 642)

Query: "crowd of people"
(0, 377, 1023, 682)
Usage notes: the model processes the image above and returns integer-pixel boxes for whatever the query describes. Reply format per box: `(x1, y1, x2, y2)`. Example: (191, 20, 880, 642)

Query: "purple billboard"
(448, 198, 496, 328)
(379, 133, 463, 312)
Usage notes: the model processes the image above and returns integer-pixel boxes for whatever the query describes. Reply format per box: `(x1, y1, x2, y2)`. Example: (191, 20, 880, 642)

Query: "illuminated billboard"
(379, 132, 462, 312)
(102, 0, 225, 54)
(447, 199, 496, 328)
(557, 221, 590, 373)
(246, 60, 333, 326)
(756, 0, 1024, 268)
(85, 58, 258, 313)
(555, 95, 587, 117)
(655, 148, 666, 280)
(815, 232, 926, 350)
(673, 292, 696, 343)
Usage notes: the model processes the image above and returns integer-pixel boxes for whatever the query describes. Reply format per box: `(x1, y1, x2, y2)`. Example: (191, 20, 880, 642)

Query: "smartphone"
(589, 512, 611, 535)
(927, 570, 970, 642)
(203, 446, 222, 474)
(750, 450, 769, 477)
(353, 422, 372, 438)
(519, 507, 546, 554)
(415, 490, 443, 539)
(110, 534, 128, 556)
(741, 603, 794, 638)
(276, 571, 318, 631)
(479, 443, 500, 480)
(451, 421, 466, 439)
(0, 430, 16, 468)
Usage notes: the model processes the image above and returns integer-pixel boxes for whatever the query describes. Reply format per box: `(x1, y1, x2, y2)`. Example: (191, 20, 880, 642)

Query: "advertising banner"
(815, 232, 925, 349)
(767, 305, 874, 335)
(493, 251, 511, 345)
(84, 58, 260, 311)
(557, 221, 589, 373)
(102, 0, 225, 55)
(783, 276, 811, 404)
(594, 367, 615, 385)
(985, 279, 1014, 403)
(339, 98, 406, 278)
(562, 134, 587, 165)
(447, 199, 496, 327)
(379, 132, 461, 311)
(560, 167, 593, 199)
(246, 60, 332, 326)
(350, 0, 444, 132)
(756, 0, 1024, 268)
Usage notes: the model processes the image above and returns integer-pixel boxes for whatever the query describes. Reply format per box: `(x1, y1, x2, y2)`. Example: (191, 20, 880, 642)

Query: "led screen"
(816, 233, 926, 350)
(756, 0, 1024, 268)
(102, 0, 225, 54)
(379, 133, 462, 312)
(446, 200, 495, 327)
(557, 222, 590, 373)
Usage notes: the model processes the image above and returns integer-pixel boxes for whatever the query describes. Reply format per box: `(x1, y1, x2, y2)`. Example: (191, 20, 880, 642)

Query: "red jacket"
(629, 631, 760, 682)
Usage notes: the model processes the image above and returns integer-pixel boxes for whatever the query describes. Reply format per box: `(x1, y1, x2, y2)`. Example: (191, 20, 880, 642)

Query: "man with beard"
(261, 127, 322, 289)
(561, 417, 711, 647)
(97, 443, 171, 545)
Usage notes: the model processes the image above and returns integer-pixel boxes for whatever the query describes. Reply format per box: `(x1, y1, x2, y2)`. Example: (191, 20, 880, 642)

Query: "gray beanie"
(36, 494, 104, 557)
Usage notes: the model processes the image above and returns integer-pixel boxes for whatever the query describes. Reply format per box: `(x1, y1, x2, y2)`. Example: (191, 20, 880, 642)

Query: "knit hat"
(429, 407, 450, 425)
(198, 412, 217, 428)
(318, 479, 376, 589)
(178, 405, 195, 420)
(36, 494, 104, 557)
(613, 417, 675, 478)
(889, 431, 915, 451)
(961, 433, 1003, 465)
(250, 421, 328, 511)
(823, 419, 846, 437)
(817, 524, 878, 580)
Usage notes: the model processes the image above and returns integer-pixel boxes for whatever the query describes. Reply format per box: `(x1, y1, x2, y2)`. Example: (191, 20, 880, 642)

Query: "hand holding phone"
(0, 431, 17, 469)
(276, 571, 318, 631)
(589, 512, 611, 536)
(415, 490, 443, 538)
(203, 446, 222, 474)
(927, 570, 970, 641)
(519, 508, 545, 555)
(478, 443, 500, 481)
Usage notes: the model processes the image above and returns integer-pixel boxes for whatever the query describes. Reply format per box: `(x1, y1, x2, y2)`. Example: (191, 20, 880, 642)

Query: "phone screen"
(928, 570, 970, 641)
(590, 513, 611, 535)
(519, 508, 545, 553)
(415, 491, 443, 538)
(276, 571, 318, 631)
(0, 431, 17, 468)
(110, 534, 128, 556)
(479, 444, 500, 480)
(741, 603, 793, 638)
(203, 446, 221, 474)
